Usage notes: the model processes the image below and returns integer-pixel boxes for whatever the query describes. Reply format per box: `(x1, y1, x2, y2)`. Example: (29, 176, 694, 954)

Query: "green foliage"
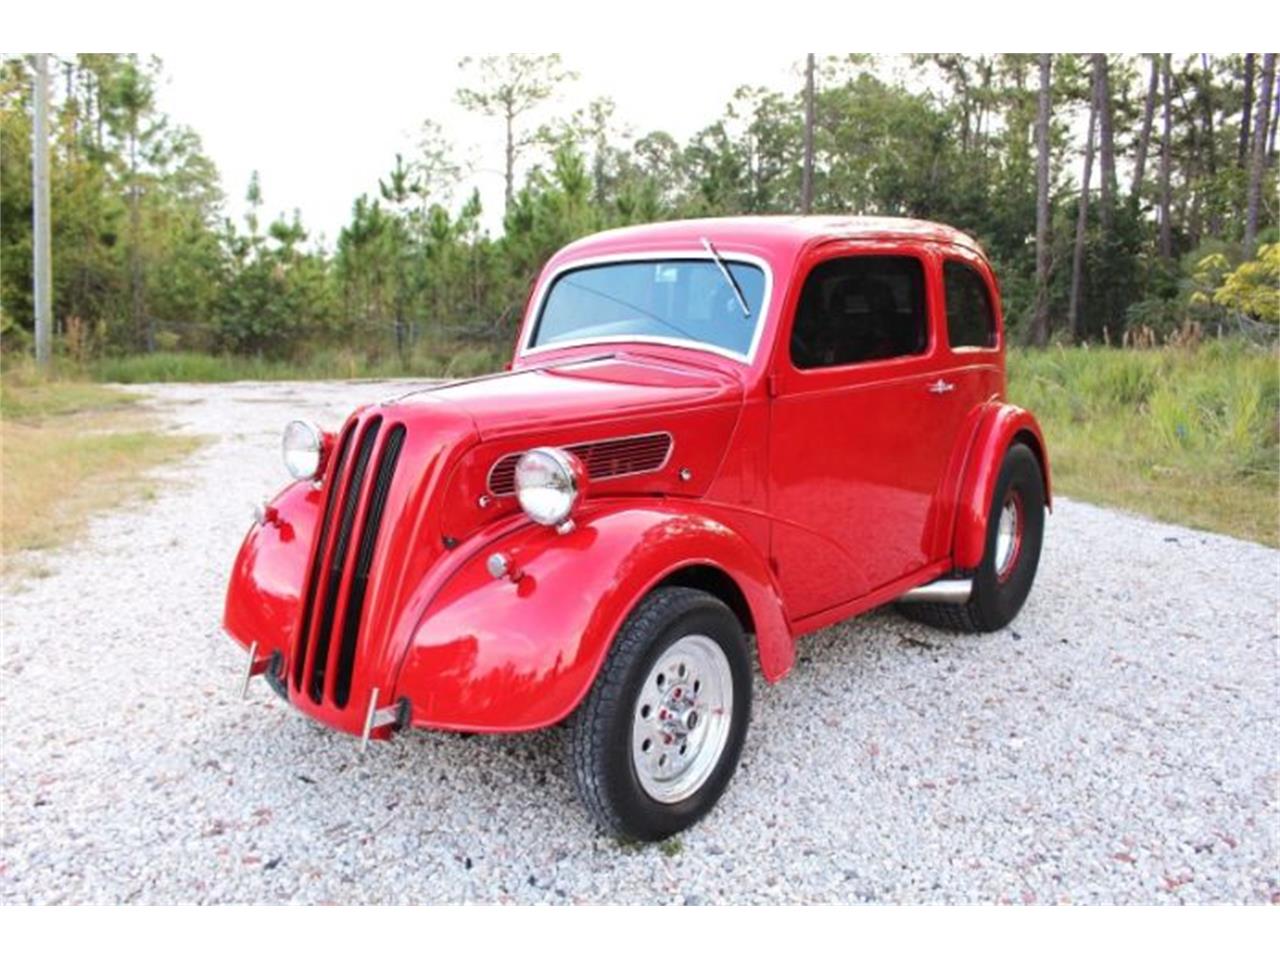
(3, 52, 1279, 371)
(1214, 244, 1280, 323)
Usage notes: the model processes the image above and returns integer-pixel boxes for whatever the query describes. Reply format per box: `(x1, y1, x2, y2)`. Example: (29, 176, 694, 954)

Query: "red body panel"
(224, 480, 321, 666)
(952, 404, 1053, 570)
(224, 216, 1049, 737)
(393, 504, 791, 732)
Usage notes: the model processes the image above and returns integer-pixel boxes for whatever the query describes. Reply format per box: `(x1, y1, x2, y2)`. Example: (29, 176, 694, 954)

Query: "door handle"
(926, 379, 955, 395)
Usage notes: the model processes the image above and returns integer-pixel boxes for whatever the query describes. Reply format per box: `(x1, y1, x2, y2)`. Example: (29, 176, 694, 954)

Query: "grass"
(1, 364, 204, 581)
(1008, 341, 1279, 547)
(88, 344, 505, 384)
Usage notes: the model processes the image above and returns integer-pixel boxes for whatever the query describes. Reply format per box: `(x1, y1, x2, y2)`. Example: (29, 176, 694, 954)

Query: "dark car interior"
(791, 256, 928, 369)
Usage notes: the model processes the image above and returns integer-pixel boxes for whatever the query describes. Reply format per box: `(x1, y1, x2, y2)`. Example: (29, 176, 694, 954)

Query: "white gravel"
(2, 379, 1277, 904)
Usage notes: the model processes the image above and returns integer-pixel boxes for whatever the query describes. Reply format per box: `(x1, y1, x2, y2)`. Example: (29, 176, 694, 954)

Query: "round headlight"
(515, 447, 585, 527)
(282, 420, 324, 480)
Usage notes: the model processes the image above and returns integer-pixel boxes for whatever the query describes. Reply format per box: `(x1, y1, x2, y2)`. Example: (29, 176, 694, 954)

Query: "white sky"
(154, 51, 822, 249)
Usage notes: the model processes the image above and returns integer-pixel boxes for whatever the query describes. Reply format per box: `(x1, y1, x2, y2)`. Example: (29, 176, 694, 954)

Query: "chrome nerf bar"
(897, 578, 973, 604)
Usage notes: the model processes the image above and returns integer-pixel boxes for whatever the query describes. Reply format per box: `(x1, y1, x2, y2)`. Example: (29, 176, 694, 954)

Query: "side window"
(943, 260, 997, 349)
(790, 256, 928, 370)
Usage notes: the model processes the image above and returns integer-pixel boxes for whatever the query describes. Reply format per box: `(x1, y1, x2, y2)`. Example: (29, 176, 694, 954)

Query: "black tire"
(568, 586, 752, 841)
(899, 442, 1045, 633)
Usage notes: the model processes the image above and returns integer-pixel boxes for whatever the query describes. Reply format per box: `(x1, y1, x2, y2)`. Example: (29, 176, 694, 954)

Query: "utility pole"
(801, 53, 815, 214)
(32, 53, 53, 372)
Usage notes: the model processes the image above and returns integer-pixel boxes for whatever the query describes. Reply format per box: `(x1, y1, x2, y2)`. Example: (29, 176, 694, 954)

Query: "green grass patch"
(87, 344, 506, 384)
(1008, 341, 1279, 547)
(1, 364, 139, 419)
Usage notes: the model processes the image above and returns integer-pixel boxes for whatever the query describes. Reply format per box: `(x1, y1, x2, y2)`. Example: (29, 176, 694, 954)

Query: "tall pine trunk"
(1068, 87, 1097, 343)
(1030, 54, 1053, 347)
(503, 107, 515, 217)
(1200, 55, 1222, 237)
(1159, 54, 1174, 263)
(1131, 55, 1159, 198)
(1269, 87, 1279, 161)
(1238, 53, 1255, 169)
(1244, 53, 1276, 256)
(1092, 54, 1116, 238)
(801, 53, 815, 214)
(1199, 55, 1218, 177)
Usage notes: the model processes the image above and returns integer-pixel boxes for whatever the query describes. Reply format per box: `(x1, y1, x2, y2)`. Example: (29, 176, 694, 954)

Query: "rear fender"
(393, 504, 791, 733)
(952, 404, 1052, 570)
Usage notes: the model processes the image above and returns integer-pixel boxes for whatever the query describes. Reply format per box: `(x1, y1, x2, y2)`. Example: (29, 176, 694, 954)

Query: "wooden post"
(32, 53, 53, 372)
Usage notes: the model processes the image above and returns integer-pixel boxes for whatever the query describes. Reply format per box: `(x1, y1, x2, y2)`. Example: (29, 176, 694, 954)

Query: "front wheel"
(899, 442, 1045, 633)
(568, 586, 752, 841)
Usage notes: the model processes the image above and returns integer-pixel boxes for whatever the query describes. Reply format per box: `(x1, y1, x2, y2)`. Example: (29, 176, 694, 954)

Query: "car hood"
(389, 351, 745, 441)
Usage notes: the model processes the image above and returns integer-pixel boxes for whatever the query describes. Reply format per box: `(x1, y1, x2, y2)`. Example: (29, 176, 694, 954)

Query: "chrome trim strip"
(486, 430, 676, 498)
(518, 249, 775, 366)
(380, 352, 619, 405)
(898, 579, 973, 604)
(239, 640, 261, 699)
(359, 686, 401, 753)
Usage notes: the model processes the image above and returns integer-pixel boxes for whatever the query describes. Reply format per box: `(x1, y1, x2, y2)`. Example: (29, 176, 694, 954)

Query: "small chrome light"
(514, 447, 585, 528)
(282, 420, 324, 480)
(487, 552, 512, 580)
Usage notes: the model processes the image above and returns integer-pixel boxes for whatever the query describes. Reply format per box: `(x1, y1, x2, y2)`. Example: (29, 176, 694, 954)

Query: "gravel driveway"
(2, 379, 1276, 904)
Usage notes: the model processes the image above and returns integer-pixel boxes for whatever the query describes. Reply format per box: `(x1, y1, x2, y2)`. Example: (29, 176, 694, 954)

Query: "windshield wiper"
(700, 237, 751, 319)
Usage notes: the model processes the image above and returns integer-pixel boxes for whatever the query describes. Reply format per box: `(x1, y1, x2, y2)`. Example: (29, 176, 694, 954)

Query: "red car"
(227, 216, 1050, 840)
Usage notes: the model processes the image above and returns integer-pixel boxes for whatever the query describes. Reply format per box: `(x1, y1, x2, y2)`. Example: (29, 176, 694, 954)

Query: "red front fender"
(952, 404, 1052, 571)
(224, 480, 320, 664)
(393, 504, 792, 733)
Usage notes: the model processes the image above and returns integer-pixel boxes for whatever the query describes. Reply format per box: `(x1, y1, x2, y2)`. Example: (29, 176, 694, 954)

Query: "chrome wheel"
(993, 489, 1024, 582)
(630, 634, 734, 804)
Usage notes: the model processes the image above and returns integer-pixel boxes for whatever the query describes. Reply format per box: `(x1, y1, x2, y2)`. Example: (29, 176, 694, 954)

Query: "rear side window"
(790, 256, 928, 369)
(943, 261, 997, 349)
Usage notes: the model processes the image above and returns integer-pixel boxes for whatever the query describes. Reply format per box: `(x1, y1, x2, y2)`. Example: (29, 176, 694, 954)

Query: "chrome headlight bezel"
(514, 446, 586, 528)
(281, 419, 324, 480)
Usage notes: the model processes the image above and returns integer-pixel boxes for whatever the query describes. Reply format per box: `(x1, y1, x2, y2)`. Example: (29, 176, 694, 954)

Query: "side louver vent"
(487, 432, 673, 497)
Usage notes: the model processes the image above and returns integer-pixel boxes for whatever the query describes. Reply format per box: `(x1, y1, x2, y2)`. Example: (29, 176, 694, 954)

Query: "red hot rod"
(226, 216, 1050, 840)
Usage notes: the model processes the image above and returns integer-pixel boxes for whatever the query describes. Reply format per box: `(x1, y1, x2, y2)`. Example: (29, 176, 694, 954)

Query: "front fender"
(223, 480, 320, 661)
(393, 504, 790, 733)
(953, 404, 1052, 570)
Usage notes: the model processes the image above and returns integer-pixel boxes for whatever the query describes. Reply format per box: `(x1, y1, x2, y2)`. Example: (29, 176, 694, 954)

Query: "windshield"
(528, 258, 767, 359)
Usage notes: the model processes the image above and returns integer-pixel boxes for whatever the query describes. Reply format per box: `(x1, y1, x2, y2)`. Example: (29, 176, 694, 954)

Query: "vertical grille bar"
(292, 422, 355, 690)
(296, 420, 367, 694)
(307, 416, 381, 702)
(333, 424, 406, 708)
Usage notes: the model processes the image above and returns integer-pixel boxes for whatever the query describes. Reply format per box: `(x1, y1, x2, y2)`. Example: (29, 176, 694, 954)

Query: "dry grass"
(1, 369, 203, 581)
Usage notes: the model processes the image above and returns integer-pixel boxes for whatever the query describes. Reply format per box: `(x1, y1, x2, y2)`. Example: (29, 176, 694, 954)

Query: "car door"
(767, 243, 968, 619)
(939, 251, 1005, 420)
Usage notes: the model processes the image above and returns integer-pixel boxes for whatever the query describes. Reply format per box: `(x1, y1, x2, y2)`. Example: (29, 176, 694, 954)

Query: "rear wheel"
(568, 586, 752, 841)
(899, 442, 1045, 633)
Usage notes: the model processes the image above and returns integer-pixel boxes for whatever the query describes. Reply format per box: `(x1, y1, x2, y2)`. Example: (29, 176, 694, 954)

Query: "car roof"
(553, 215, 987, 262)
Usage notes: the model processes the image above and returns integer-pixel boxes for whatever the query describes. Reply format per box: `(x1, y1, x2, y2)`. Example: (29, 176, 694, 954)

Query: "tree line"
(1, 52, 1276, 366)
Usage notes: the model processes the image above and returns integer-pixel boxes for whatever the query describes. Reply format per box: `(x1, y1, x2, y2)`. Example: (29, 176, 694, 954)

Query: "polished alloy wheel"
(630, 634, 734, 804)
(993, 489, 1024, 583)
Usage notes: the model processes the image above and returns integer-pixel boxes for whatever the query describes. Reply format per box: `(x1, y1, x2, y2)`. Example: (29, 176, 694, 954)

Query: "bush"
(1214, 244, 1280, 324)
